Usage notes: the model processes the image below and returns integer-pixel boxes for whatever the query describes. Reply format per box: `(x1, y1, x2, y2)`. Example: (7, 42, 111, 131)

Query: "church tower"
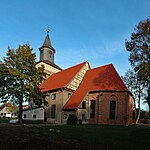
(39, 30, 55, 63)
(36, 30, 62, 78)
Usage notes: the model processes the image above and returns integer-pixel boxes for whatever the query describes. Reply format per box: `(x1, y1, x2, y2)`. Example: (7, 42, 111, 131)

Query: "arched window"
(109, 99, 117, 120)
(90, 100, 95, 118)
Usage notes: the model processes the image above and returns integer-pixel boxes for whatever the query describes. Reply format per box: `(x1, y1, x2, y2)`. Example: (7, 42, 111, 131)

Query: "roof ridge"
(52, 61, 88, 75)
(90, 63, 113, 71)
(108, 64, 128, 91)
(53, 61, 88, 79)
(90, 64, 128, 91)
(65, 61, 90, 88)
(40, 61, 89, 92)
(63, 63, 129, 110)
(64, 61, 89, 70)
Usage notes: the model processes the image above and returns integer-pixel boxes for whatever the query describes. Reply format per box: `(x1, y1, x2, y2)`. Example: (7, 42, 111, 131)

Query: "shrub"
(67, 114, 78, 125)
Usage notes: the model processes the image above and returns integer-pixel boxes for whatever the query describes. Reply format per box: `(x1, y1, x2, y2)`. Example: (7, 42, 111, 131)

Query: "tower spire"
(39, 30, 55, 52)
(39, 30, 56, 63)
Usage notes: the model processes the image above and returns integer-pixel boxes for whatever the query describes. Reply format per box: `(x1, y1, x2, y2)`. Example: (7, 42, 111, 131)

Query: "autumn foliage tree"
(125, 17, 150, 117)
(122, 69, 145, 123)
(0, 44, 47, 124)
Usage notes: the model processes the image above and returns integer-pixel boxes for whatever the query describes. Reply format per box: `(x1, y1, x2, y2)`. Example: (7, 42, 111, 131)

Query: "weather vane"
(47, 29, 49, 35)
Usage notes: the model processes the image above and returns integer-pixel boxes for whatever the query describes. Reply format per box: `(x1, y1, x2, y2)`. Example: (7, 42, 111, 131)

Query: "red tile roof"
(40, 61, 88, 92)
(22, 105, 29, 109)
(64, 64, 128, 109)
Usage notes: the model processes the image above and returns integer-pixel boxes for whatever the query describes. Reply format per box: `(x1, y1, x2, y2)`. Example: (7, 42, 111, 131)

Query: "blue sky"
(0, 0, 149, 77)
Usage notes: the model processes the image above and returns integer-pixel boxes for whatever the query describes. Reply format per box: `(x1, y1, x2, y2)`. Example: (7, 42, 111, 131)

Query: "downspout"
(88, 94, 90, 121)
(125, 92, 129, 126)
(61, 88, 64, 124)
(97, 94, 99, 124)
(61, 88, 64, 107)
(98, 92, 103, 124)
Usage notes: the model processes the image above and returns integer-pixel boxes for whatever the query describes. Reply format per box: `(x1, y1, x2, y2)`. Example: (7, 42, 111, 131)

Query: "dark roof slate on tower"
(39, 34, 55, 53)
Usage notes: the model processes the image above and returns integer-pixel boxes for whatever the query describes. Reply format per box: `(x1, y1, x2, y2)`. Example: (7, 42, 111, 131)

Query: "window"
(40, 50, 43, 60)
(68, 93, 71, 98)
(51, 93, 56, 100)
(82, 101, 86, 109)
(49, 51, 52, 58)
(51, 105, 56, 118)
(90, 100, 95, 118)
(82, 114, 86, 120)
(24, 114, 26, 118)
(64, 113, 67, 119)
(49, 51, 52, 55)
(33, 114, 36, 118)
(109, 101, 116, 120)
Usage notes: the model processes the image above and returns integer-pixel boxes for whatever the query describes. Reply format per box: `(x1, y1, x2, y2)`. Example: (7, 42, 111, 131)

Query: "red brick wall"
(89, 92, 133, 125)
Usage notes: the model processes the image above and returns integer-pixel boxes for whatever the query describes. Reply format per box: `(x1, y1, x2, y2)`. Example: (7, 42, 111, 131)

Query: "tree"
(0, 44, 47, 124)
(125, 17, 150, 117)
(5, 102, 18, 115)
(122, 69, 145, 123)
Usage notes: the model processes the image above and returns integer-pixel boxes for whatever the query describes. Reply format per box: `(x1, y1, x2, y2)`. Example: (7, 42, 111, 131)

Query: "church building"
(37, 32, 133, 125)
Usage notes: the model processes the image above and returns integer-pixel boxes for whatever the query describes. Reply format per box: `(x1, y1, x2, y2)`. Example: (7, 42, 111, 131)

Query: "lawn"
(1, 122, 150, 150)
(31, 124, 150, 150)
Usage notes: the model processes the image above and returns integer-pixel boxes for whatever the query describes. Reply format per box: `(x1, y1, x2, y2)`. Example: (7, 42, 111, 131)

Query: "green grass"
(30, 124, 150, 150)
(1, 119, 149, 150)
